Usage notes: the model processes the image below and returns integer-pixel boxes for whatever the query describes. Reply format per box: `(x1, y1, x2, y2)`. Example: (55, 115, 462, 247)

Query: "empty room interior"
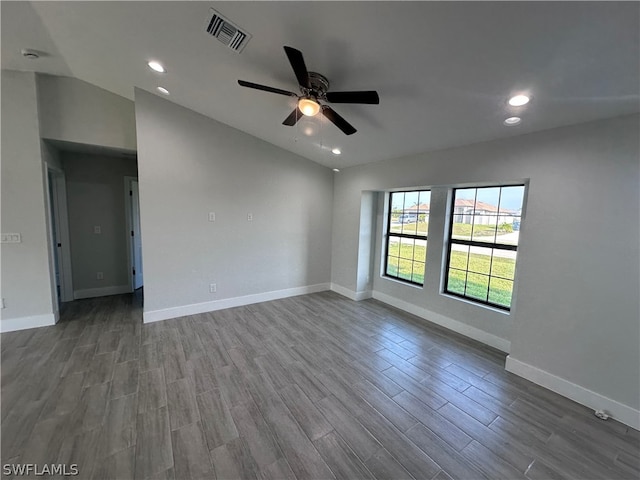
(1, 2, 639, 479)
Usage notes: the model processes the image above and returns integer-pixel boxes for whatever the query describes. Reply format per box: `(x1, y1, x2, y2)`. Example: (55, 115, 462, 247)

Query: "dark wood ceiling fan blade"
(326, 91, 380, 104)
(237, 80, 297, 97)
(322, 106, 357, 135)
(282, 108, 302, 126)
(283, 46, 310, 89)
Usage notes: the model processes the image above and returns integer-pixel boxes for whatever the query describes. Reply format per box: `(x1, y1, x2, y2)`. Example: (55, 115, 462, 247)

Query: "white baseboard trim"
(74, 285, 131, 300)
(1, 313, 56, 332)
(506, 356, 640, 430)
(372, 290, 511, 353)
(330, 283, 372, 301)
(143, 283, 330, 324)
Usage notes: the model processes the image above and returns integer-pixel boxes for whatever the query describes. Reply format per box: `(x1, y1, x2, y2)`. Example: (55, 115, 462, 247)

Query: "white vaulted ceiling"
(2, 1, 639, 168)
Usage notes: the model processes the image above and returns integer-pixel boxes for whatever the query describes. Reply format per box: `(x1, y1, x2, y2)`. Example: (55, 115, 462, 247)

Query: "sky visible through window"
(455, 186, 524, 212)
(391, 186, 524, 212)
(390, 191, 426, 211)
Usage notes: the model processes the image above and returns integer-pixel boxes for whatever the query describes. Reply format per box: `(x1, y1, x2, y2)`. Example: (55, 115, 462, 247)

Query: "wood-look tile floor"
(2, 291, 639, 479)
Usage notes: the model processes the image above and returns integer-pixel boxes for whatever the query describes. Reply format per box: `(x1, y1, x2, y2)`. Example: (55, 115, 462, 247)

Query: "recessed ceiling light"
(333, 168, 340, 172)
(331, 148, 341, 155)
(504, 116, 522, 126)
(147, 61, 166, 73)
(157, 87, 170, 95)
(508, 95, 530, 107)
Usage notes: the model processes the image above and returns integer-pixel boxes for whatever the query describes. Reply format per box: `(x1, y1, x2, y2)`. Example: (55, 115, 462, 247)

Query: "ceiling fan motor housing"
(304, 72, 330, 100)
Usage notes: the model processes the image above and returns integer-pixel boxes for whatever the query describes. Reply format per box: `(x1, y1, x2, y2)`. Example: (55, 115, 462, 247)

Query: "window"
(445, 185, 525, 310)
(385, 190, 431, 285)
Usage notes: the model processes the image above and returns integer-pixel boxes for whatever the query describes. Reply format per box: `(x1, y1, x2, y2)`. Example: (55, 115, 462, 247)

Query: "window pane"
(498, 186, 525, 216)
(468, 246, 492, 275)
(455, 188, 476, 202)
(390, 219, 403, 234)
(390, 192, 405, 212)
(490, 249, 516, 280)
(471, 217, 497, 242)
(452, 215, 471, 240)
(417, 191, 431, 235)
(399, 238, 415, 260)
(401, 217, 418, 235)
(411, 262, 425, 284)
(418, 190, 431, 208)
(386, 256, 399, 277)
(450, 244, 469, 270)
(404, 191, 419, 208)
(465, 273, 489, 301)
(489, 277, 513, 307)
(447, 269, 466, 295)
(495, 215, 519, 246)
(398, 258, 413, 281)
(388, 236, 400, 257)
(389, 193, 404, 233)
(416, 217, 428, 235)
(476, 187, 500, 212)
(414, 239, 427, 263)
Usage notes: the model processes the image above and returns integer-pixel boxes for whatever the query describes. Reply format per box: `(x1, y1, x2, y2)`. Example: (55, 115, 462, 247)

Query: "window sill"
(381, 275, 424, 290)
(440, 292, 512, 315)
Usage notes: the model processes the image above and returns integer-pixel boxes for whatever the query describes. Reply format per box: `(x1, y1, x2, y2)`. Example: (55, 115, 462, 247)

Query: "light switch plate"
(94, 226, 101, 234)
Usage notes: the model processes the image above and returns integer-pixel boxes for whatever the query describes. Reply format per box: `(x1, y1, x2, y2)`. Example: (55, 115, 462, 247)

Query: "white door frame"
(45, 163, 74, 308)
(124, 176, 140, 292)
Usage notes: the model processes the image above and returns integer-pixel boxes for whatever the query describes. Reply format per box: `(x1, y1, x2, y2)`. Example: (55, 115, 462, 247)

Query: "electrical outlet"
(247, 213, 253, 221)
(208, 212, 216, 222)
(97, 272, 104, 280)
(209, 283, 217, 293)
(94, 226, 101, 234)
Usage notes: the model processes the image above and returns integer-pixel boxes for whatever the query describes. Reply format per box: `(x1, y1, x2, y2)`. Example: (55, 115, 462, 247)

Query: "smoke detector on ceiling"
(204, 8, 251, 53)
(21, 48, 40, 59)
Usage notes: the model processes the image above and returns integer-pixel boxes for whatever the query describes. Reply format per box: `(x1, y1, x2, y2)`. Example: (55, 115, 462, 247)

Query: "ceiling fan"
(238, 46, 379, 135)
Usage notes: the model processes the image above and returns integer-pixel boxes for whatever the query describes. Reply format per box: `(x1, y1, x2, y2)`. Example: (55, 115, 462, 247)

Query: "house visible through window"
(445, 185, 525, 310)
(385, 190, 430, 285)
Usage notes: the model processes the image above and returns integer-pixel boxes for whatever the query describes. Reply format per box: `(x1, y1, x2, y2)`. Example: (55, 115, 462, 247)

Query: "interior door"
(48, 171, 62, 304)
(131, 180, 143, 289)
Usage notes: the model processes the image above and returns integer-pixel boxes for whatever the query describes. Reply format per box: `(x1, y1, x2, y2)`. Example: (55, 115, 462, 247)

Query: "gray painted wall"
(134, 89, 333, 315)
(37, 74, 136, 151)
(331, 114, 640, 413)
(62, 152, 138, 296)
(1, 70, 54, 326)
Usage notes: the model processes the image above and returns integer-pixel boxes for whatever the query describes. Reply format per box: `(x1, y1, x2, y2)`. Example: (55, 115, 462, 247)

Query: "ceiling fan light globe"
(298, 98, 320, 116)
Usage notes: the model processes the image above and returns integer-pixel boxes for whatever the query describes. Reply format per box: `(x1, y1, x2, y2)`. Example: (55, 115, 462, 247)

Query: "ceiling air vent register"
(205, 8, 251, 53)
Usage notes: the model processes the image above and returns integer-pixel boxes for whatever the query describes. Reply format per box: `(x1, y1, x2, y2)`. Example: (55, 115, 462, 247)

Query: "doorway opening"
(125, 177, 143, 291)
(45, 165, 74, 313)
